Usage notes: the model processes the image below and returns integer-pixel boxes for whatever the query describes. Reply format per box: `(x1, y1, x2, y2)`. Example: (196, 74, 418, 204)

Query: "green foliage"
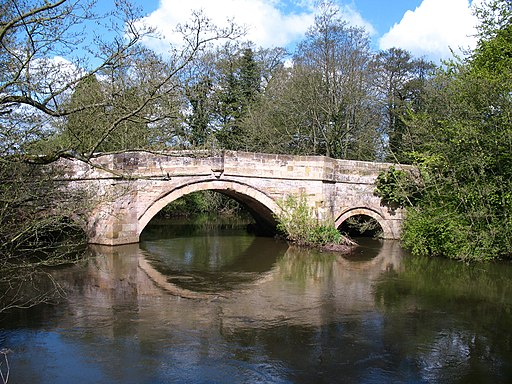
(275, 193, 313, 245)
(159, 191, 244, 217)
(275, 193, 349, 247)
(342, 215, 382, 237)
(214, 47, 262, 150)
(186, 76, 214, 147)
(30, 68, 181, 156)
(401, 207, 468, 259)
(183, 43, 284, 151)
(58, 73, 169, 155)
(175, 7, 435, 162)
(309, 224, 346, 246)
(239, 4, 380, 161)
(375, 166, 420, 208)
(373, 48, 435, 163)
(397, 0, 512, 261)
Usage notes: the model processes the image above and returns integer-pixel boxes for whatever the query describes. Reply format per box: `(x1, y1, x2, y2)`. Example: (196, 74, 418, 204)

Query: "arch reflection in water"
(139, 233, 288, 293)
(78, 237, 405, 330)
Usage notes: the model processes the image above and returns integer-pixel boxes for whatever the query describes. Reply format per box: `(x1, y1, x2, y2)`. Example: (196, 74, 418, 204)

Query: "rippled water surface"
(1, 221, 512, 383)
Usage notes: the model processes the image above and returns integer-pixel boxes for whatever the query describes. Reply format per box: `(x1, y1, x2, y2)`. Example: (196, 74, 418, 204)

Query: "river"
(1, 219, 512, 383)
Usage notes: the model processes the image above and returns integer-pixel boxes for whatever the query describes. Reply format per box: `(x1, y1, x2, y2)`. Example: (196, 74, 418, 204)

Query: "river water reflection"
(1, 221, 512, 383)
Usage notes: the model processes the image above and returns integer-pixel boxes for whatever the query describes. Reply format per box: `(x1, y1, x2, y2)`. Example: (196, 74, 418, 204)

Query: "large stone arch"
(335, 207, 395, 239)
(137, 179, 281, 238)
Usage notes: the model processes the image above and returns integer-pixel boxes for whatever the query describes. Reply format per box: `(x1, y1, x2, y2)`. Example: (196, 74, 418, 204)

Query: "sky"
(116, 0, 483, 63)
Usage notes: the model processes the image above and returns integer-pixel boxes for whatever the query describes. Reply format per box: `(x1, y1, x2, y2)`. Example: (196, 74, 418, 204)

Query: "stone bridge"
(57, 150, 406, 245)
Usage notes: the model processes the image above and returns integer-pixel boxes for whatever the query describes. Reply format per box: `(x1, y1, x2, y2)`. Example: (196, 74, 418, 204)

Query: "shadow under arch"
(138, 179, 281, 239)
(335, 208, 392, 239)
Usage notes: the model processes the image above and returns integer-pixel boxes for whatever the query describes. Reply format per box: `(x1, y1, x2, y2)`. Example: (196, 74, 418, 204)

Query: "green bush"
(275, 193, 351, 247)
(275, 193, 313, 245)
(401, 207, 463, 258)
(310, 224, 345, 246)
(401, 205, 501, 262)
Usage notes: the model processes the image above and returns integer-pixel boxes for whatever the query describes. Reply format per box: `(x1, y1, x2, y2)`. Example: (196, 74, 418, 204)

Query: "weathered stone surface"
(57, 150, 409, 245)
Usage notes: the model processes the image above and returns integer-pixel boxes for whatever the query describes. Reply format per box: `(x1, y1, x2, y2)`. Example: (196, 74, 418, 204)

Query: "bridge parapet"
(224, 151, 331, 181)
(59, 150, 404, 184)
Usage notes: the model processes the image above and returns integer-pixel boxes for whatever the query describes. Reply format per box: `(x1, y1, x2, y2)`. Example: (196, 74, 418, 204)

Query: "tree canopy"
(377, 0, 512, 261)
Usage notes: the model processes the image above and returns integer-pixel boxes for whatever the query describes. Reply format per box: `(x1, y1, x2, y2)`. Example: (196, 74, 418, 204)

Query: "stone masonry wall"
(57, 150, 406, 245)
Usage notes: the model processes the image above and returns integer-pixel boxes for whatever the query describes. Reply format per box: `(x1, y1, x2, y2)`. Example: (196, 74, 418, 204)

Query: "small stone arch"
(335, 208, 394, 239)
(137, 179, 281, 238)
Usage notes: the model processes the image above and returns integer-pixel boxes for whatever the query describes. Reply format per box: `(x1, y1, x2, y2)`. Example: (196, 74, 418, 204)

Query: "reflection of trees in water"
(135, 239, 406, 312)
(374, 254, 512, 315)
(373, 254, 512, 383)
(140, 216, 254, 240)
(277, 240, 404, 283)
(35, 240, 407, 320)
(46, 240, 409, 331)
(214, 240, 407, 330)
(276, 246, 338, 283)
(5, 241, 512, 384)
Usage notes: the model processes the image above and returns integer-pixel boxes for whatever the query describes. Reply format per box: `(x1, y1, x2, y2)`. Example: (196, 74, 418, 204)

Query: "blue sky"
(106, 0, 482, 63)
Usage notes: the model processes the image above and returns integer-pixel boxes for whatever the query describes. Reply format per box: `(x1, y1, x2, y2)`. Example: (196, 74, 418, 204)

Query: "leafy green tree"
(60, 75, 109, 153)
(186, 75, 214, 147)
(238, 65, 303, 154)
(386, 0, 512, 261)
(183, 43, 286, 151)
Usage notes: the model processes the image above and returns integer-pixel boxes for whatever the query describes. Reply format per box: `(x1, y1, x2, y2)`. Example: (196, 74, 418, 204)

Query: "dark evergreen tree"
(186, 76, 213, 147)
(215, 46, 262, 150)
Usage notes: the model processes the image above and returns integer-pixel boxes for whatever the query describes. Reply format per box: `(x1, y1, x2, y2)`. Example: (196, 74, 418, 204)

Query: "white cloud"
(378, 0, 481, 61)
(136, 0, 375, 53)
(137, 0, 314, 51)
